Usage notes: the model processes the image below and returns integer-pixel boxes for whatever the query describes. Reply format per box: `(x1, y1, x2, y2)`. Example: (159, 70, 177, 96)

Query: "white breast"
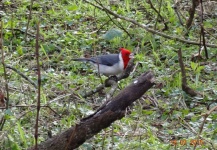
(93, 53, 124, 76)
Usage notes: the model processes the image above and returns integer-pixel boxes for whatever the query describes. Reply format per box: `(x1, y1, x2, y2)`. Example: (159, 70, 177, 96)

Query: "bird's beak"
(129, 53, 135, 59)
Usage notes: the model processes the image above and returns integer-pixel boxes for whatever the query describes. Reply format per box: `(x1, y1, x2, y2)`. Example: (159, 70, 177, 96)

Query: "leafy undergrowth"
(0, 0, 217, 149)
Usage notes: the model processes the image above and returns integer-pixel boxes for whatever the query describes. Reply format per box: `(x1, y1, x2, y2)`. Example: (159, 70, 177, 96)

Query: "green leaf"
(40, 44, 50, 60)
(16, 45, 23, 55)
(67, 4, 78, 11)
(103, 28, 123, 41)
(190, 62, 198, 72)
(17, 122, 27, 148)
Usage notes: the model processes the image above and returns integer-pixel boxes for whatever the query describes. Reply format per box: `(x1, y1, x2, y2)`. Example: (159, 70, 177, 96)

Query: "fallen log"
(28, 71, 155, 150)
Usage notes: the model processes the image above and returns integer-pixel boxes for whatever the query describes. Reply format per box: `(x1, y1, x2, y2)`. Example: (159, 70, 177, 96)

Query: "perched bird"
(72, 48, 134, 76)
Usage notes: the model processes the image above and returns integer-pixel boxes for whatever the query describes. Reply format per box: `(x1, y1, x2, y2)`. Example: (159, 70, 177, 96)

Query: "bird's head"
(119, 47, 134, 69)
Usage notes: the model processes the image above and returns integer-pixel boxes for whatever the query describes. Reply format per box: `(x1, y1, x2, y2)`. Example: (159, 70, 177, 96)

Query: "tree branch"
(177, 49, 197, 97)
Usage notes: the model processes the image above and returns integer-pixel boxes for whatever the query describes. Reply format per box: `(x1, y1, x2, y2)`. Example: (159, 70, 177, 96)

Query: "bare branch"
(34, 21, 41, 150)
(177, 49, 198, 97)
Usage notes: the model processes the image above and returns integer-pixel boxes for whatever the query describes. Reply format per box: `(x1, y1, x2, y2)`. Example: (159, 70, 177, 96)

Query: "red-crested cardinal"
(72, 48, 134, 76)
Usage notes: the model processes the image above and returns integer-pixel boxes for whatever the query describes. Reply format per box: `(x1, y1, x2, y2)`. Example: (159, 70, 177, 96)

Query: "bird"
(72, 47, 134, 76)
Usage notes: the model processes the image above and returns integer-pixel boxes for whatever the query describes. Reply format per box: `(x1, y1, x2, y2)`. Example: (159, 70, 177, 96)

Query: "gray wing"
(90, 54, 119, 66)
(72, 54, 119, 66)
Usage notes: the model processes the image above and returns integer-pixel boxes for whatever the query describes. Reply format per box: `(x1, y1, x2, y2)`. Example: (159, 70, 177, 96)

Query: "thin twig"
(34, 22, 41, 150)
(0, 20, 10, 131)
(24, 0, 34, 41)
(104, 77, 118, 101)
(147, 0, 168, 30)
(193, 105, 217, 150)
(96, 0, 132, 38)
(5, 64, 37, 88)
(179, 117, 213, 146)
(198, 0, 208, 59)
(178, 49, 187, 85)
(10, 13, 14, 39)
(82, 84, 105, 98)
(6, 28, 44, 40)
(46, 93, 72, 105)
(105, 11, 132, 38)
(186, 0, 199, 29)
(178, 49, 197, 97)
(172, 1, 184, 26)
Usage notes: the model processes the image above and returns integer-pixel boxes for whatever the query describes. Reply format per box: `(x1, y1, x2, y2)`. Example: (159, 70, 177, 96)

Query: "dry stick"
(172, 2, 184, 26)
(111, 124, 114, 150)
(198, 0, 208, 59)
(186, 0, 199, 29)
(10, 13, 14, 39)
(85, 0, 217, 48)
(5, 64, 37, 88)
(34, 22, 41, 150)
(92, 5, 103, 84)
(147, 0, 163, 20)
(92, 19, 111, 34)
(20, 105, 61, 119)
(179, 117, 213, 147)
(0, 21, 10, 131)
(105, 79, 118, 100)
(147, 0, 167, 31)
(177, 49, 197, 97)
(24, 0, 34, 41)
(193, 105, 217, 150)
(155, 0, 164, 30)
(178, 49, 187, 85)
(83, 84, 104, 98)
(6, 28, 44, 40)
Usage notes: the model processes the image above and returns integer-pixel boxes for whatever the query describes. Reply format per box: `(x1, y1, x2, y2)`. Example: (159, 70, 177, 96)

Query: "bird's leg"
(95, 57, 103, 84)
